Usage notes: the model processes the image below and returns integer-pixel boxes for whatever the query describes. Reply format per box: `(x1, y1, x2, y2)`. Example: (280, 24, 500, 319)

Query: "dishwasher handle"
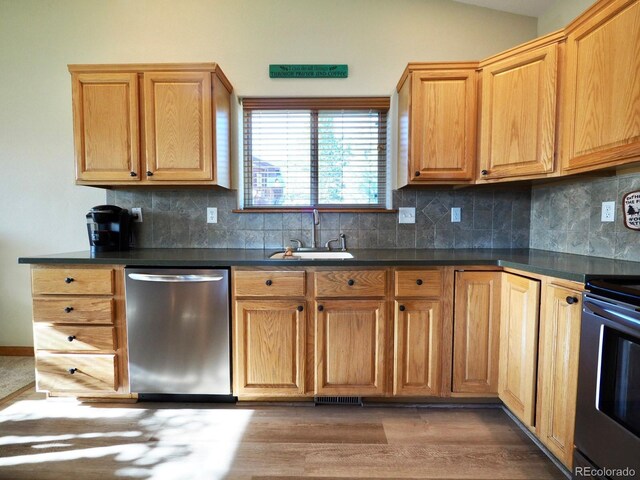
(127, 273, 224, 283)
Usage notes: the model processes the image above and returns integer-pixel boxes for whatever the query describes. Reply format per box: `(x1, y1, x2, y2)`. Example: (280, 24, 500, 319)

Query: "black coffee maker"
(86, 205, 131, 252)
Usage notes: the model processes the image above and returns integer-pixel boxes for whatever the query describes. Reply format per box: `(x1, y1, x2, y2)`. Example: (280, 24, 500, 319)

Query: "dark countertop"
(18, 248, 640, 283)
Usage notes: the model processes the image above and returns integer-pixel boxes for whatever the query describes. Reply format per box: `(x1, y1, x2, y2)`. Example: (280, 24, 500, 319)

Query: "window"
(243, 97, 389, 210)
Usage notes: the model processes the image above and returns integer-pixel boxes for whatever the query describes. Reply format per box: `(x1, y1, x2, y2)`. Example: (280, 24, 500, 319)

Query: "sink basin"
(269, 251, 354, 260)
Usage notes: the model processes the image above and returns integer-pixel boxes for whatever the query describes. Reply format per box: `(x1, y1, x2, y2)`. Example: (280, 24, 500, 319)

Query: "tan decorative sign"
(623, 190, 640, 230)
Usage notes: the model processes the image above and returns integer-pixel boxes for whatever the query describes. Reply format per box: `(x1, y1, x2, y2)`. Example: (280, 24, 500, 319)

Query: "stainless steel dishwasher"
(125, 268, 231, 395)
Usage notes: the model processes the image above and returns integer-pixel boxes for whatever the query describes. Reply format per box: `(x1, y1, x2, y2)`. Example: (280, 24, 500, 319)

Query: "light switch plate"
(451, 207, 461, 223)
(601, 201, 615, 222)
(399, 207, 415, 224)
(207, 207, 218, 224)
(131, 207, 143, 223)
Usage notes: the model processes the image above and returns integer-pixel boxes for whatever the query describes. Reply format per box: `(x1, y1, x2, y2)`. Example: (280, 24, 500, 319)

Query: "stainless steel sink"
(269, 251, 354, 260)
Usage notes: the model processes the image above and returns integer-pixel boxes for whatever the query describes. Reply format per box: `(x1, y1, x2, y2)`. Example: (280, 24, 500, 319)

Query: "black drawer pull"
(130, 171, 137, 177)
(399, 305, 406, 312)
(64, 306, 74, 313)
(297, 305, 304, 312)
(416, 279, 423, 285)
(481, 169, 488, 176)
(566, 296, 579, 305)
(67, 335, 76, 342)
(265, 279, 273, 286)
(64, 277, 74, 284)
(318, 305, 324, 312)
(67, 368, 78, 375)
(414, 171, 421, 177)
(347, 279, 355, 286)
(146, 171, 154, 176)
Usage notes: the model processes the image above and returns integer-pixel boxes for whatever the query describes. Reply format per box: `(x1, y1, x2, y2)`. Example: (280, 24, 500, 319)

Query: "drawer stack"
(31, 266, 126, 394)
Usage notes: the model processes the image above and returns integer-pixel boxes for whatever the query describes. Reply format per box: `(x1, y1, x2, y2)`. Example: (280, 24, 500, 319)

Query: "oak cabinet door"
(498, 273, 540, 429)
(235, 300, 306, 396)
(72, 73, 140, 182)
(453, 271, 501, 394)
(393, 300, 441, 396)
(315, 299, 386, 396)
(562, 0, 640, 172)
(143, 71, 213, 181)
(537, 285, 582, 469)
(408, 69, 477, 182)
(479, 43, 558, 179)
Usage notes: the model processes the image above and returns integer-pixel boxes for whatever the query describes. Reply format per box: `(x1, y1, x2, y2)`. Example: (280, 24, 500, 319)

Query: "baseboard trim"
(0, 346, 34, 356)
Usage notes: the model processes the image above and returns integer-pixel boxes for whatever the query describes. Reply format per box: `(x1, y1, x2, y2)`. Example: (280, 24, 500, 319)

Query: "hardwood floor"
(0, 388, 566, 480)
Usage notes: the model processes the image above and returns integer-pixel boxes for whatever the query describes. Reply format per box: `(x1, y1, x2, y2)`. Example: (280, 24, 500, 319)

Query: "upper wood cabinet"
(561, 0, 640, 173)
(396, 63, 478, 186)
(478, 34, 561, 181)
(537, 283, 582, 469)
(69, 63, 232, 187)
(498, 272, 541, 430)
(452, 271, 501, 395)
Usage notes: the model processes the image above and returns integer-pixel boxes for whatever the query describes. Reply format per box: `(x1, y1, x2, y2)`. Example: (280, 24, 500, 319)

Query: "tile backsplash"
(107, 186, 532, 250)
(530, 172, 640, 262)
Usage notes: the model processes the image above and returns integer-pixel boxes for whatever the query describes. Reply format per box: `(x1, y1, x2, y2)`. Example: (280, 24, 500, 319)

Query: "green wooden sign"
(269, 64, 348, 78)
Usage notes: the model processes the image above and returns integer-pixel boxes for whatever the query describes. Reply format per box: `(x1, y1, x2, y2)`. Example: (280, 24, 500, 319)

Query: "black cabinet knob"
(67, 368, 77, 375)
(64, 277, 74, 284)
(146, 171, 154, 176)
(130, 171, 137, 177)
(297, 305, 304, 312)
(318, 305, 324, 312)
(67, 335, 76, 342)
(347, 279, 355, 286)
(414, 171, 421, 177)
(566, 296, 579, 305)
(416, 279, 423, 286)
(265, 279, 273, 286)
(399, 305, 406, 311)
(481, 169, 488, 176)
(64, 306, 74, 313)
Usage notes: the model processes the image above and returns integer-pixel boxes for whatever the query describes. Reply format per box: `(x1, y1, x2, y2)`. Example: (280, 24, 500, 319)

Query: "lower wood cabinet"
(234, 300, 306, 397)
(537, 284, 582, 468)
(315, 299, 386, 396)
(498, 272, 541, 430)
(453, 271, 501, 394)
(393, 300, 441, 396)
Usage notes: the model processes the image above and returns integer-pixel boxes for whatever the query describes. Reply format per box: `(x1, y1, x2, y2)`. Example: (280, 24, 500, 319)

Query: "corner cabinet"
(69, 63, 232, 187)
(561, 0, 640, 173)
(396, 63, 478, 186)
(478, 33, 561, 181)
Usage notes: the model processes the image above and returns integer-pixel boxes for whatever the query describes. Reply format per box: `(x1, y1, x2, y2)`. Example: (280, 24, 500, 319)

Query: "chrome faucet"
(311, 208, 319, 249)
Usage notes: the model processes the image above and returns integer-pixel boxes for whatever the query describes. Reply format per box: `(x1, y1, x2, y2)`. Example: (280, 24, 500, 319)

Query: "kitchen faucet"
(311, 208, 319, 249)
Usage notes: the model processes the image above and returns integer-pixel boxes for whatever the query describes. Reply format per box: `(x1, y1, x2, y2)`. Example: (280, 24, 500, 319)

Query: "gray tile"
(614, 227, 640, 262)
(434, 228, 455, 249)
(189, 223, 208, 248)
(492, 229, 511, 249)
(320, 229, 340, 247)
(424, 198, 448, 224)
(566, 229, 589, 256)
(472, 229, 492, 248)
(359, 213, 377, 230)
(320, 213, 339, 230)
(339, 213, 359, 230)
(378, 214, 397, 230)
(473, 208, 493, 230)
(454, 228, 473, 248)
(208, 229, 229, 248)
(241, 213, 264, 230)
(547, 229, 568, 252)
(283, 230, 303, 248)
(377, 229, 397, 248)
(263, 213, 283, 230)
(416, 226, 435, 248)
(227, 230, 245, 248)
(264, 230, 284, 250)
(283, 213, 302, 230)
(396, 225, 416, 248)
(492, 200, 512, 231)
(152, 191, 172, 212)
(472, 190, 493, 210)
(341, 229, 359, 249)
(401, 190, 417, 207)
(511, 228, 530, 248)
(106, 191, 116, 204)
(359, 230, 377, 248)
(392, 190, 402, 209)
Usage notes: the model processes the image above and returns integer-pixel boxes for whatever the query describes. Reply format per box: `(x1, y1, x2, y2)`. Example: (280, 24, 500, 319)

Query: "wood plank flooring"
(0, 389, 566, 480)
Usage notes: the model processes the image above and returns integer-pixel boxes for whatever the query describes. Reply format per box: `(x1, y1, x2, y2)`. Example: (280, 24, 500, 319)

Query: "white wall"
(0, 0, 537, 346)
(538, 0, 594, 35)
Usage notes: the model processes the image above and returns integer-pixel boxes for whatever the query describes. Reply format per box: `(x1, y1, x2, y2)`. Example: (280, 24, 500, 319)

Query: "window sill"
(233, 208, 397, 213)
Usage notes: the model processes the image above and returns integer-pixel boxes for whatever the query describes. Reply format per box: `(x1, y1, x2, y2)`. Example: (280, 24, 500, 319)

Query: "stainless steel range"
(574, 279, 640, 479)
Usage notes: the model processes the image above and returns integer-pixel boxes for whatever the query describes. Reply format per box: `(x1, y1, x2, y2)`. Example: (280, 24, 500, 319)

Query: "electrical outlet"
(601, 201, 615, 222)
(131, 207, 143, 223)
(207, 207, 218, 224)
(451, 207, 461, 223)
(399, 207, 415, 224)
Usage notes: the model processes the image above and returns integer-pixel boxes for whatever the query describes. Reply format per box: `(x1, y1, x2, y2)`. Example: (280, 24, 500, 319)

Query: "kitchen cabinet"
(478, 33, 561, 181)
(69, 63, 232, 187)
(452, 271, 501, 395)
(536, 283, 582, 469)
(315, 299, 386, 396)
(393, 269, 445, 396)
(498, 272, 540, 430)
(561, 0, 640, 173)
(396, 63, 478, 186)
(233, 270, 307, 397)
(30, 265, 129, 395)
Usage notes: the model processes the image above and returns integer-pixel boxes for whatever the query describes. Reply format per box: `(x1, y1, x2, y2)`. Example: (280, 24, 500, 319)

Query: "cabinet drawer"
(315, 270, 386, 297)
(395, 270, 442, 297)
(234, 270, 305, 297)
(32, 268, 114, 295)
(36, 354, 117, 392)
(35, 325, 115, 352)
(33, 298, 114, 324)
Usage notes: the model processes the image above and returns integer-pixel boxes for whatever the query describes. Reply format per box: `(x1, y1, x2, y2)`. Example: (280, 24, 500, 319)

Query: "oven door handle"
(127, 273, 224, 283)
(584, 300, 640, 331)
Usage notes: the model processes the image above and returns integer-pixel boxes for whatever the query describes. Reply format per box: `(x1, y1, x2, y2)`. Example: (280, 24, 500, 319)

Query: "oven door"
(575, 294, 640, 477)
